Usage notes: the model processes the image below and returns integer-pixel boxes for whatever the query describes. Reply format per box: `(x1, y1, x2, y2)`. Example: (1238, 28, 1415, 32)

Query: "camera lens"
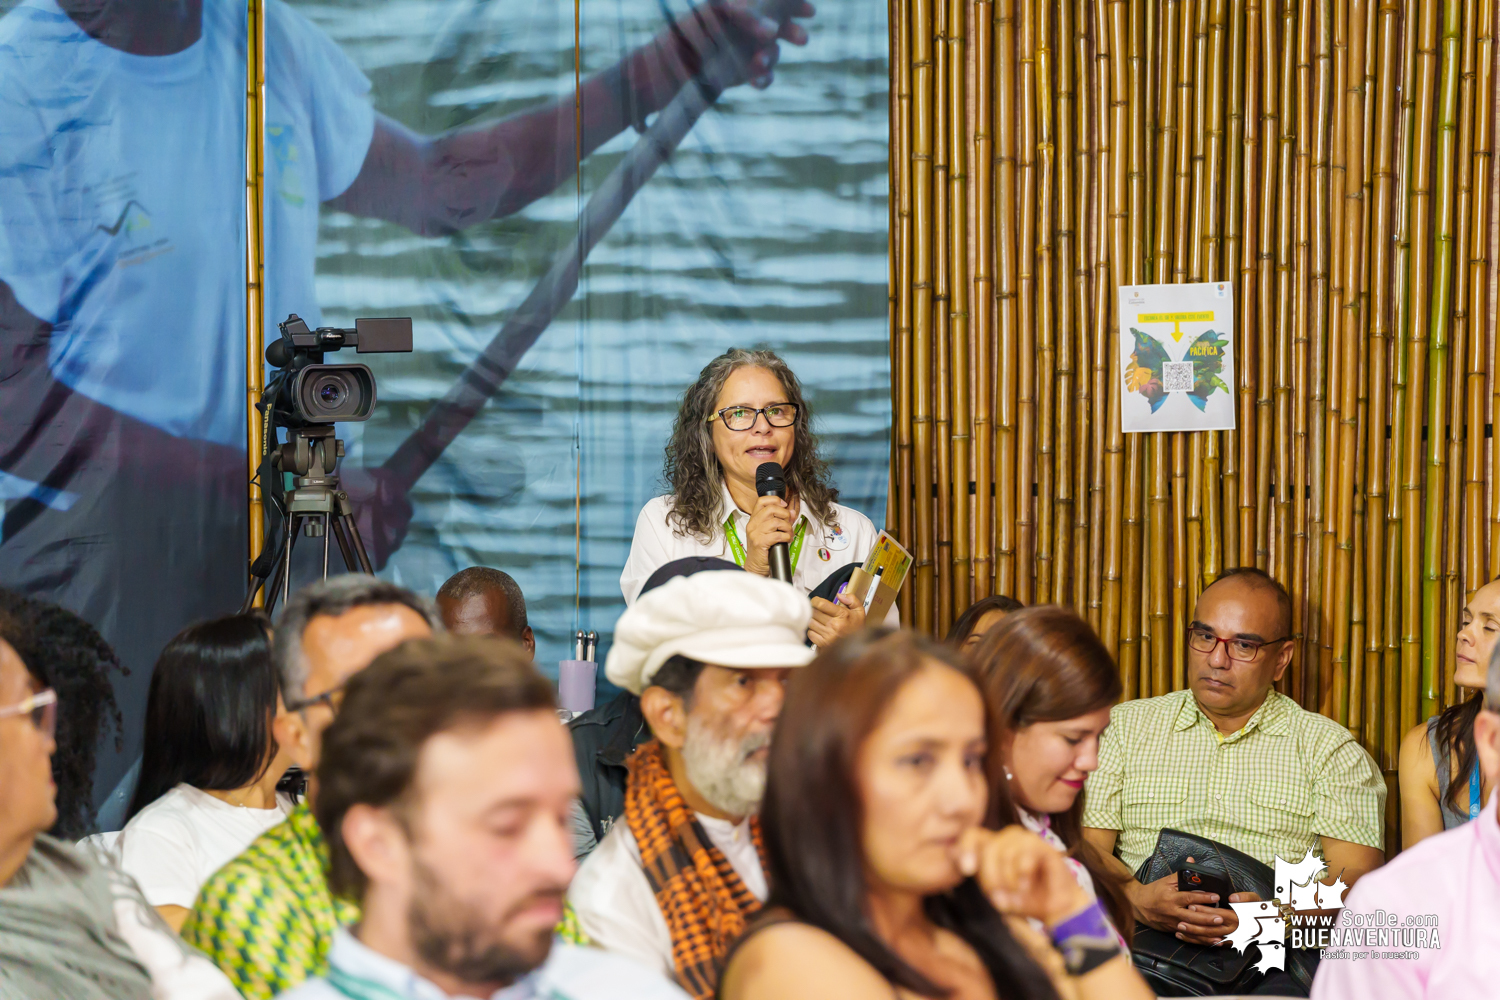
(293, 364, 376, 423)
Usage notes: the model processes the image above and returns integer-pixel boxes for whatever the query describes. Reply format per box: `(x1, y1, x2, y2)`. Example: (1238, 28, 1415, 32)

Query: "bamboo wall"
(888, 0, 1500, 780)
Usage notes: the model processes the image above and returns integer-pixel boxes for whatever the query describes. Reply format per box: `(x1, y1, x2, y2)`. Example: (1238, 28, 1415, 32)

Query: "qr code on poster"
(1163, 361, 1194, 392)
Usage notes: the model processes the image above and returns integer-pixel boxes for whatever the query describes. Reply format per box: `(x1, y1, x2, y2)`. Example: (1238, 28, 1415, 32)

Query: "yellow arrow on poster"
(1137, 310, 1215, 341)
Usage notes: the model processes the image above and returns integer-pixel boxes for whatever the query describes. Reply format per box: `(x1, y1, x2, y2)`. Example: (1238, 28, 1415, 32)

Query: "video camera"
(266, 314, 413, 426)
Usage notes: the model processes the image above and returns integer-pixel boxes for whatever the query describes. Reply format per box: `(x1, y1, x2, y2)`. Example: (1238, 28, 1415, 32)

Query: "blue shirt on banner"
(0, 0, 375, 447)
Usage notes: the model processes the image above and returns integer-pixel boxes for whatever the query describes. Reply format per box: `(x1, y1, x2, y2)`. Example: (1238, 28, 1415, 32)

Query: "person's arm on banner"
(328, 0, 815, 234)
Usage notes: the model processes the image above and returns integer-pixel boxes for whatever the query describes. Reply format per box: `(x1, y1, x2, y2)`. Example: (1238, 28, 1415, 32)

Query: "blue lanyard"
(1470, 765, 1482, 821)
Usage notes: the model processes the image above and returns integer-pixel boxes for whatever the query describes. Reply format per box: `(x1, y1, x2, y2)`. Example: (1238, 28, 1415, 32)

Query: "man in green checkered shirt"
(1082, 568, 1386, 952)
(180, 577, 437, 1000)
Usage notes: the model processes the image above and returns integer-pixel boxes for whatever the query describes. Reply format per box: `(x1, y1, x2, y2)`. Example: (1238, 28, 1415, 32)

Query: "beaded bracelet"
(1049, 899, 1122, 977)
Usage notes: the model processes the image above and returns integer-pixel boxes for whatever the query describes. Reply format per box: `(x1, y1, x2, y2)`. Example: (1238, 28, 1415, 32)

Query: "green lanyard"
(326, 965, 409, 1000)
(724, 516, 806, 574)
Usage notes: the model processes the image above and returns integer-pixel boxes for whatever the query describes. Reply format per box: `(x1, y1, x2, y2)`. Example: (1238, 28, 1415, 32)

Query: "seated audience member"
(434, 566, 535, 655)
(567, 570, 812, 997)
(1398, 577, 1500, 845)
(0, 589, 124, 840)
(111, 613, 293, 931)
(180, 576, 439, 1000)
(282, 633, 688, 1000)
(1312, 645, 1500, 999)
(569, 556, 742, 859)
(0, 604, 240, 1000)
(947, 593, 1025, 655)
(1081, 567, 1385, 989)
(719, 630, 1152, 1000)
(970, 606, 1130, 947)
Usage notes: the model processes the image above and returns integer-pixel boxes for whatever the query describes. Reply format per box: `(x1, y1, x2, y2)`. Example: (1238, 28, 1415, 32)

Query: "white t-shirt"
(567, 814, 768, 978)
(0, 0, 375, 446)
(621, 484, 896, 624)
(111, 783, 293, 908)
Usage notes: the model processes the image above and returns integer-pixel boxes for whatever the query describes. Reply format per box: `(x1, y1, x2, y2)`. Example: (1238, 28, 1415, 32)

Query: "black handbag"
(1128, 828, 1317, 996)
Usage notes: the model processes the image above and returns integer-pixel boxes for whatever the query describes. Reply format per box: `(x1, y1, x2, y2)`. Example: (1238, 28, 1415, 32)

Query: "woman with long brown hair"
(719, 630, 1150, 1000)
(969, 607, 1130, 947)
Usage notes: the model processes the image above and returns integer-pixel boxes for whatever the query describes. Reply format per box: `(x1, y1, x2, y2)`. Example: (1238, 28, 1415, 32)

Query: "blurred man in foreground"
(282, 633, 688, 1000)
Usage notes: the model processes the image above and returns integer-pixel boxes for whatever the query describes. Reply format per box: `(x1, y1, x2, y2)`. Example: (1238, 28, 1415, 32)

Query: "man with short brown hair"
(279, 633, 687, 1000)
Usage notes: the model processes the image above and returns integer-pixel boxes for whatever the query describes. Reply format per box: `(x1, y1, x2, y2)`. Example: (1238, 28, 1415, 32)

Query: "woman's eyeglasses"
(1186, 627, 1288, 662)
(705, 403, 799, 432)
(0, 688, 58, 739)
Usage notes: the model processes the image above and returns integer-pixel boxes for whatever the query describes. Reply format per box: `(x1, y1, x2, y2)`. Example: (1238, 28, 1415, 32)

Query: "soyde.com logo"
(1226, 850, 1441, 972)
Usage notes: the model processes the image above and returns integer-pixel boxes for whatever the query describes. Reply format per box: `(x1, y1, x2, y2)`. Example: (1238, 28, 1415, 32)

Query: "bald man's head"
(435, 567, 535, 657)
(1198, 567, 1293, 638)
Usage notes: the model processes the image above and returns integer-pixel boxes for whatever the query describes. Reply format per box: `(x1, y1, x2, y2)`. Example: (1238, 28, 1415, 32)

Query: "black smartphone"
(1176, 864, 1234, 908)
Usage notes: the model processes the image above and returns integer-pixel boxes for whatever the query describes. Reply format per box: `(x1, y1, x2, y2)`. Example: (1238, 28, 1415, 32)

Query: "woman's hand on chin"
(955, 824, 1091, 927)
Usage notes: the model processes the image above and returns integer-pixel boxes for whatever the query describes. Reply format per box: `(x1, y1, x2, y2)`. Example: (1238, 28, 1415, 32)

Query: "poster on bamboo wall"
(1117, 282, 1237, 433)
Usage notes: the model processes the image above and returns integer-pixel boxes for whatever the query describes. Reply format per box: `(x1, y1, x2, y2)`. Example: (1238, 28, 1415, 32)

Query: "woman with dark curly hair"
(621, 348, 888, 646)
(0, 588, 124, 840)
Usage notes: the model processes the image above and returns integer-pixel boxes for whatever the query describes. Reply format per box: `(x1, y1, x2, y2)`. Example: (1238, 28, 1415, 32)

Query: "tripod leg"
(275, 515, 302, 612)
(321, 513, 331, 580)
(330, 514, 357, 574)
(339, 511, 375, 574)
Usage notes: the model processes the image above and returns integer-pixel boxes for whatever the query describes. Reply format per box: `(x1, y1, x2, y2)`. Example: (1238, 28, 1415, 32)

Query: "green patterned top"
(180, 802, 361, 1000)
(1082, 688, 1386, 873)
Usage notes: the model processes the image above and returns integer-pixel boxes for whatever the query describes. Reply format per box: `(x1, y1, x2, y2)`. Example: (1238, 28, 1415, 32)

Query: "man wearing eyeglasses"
(180, 575, 438, 1000)
(1081, 568, 1385, 964)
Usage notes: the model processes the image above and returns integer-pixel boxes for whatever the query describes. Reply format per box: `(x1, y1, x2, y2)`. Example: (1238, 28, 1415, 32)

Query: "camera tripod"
(243, 425, 373, 615)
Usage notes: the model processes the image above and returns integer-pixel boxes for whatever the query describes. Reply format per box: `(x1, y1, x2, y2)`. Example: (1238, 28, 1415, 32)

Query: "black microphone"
(755, 461, 793, 583)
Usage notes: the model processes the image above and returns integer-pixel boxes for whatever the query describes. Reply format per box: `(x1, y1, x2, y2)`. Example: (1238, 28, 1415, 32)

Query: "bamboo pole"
(1367, 0, 1401, 762)
(245, 0, 267, 596)
(973, 0, 996, 603)
(996, 0, 1019, 599)
(1397, 0, 1428, 735)
(1016, 0, 1038, 605)
(933, 0, 954, 635)
(1272, 0, 1298, 587)
(1036, 0, 1059, 606)
(1172, 0, 1197, 689)
(911, 0, 936, 636)
(1421, 0, 1461, 722)
(947, 0, 973, 623)
(1103, 0, 1131, 670)
(895, 0, 915, 626)
(1050, 0, 1074, 611)
(1075, 0, 1098, 616)
(1332, 0, 1370, 728)
(1466, 0, 1495, 598)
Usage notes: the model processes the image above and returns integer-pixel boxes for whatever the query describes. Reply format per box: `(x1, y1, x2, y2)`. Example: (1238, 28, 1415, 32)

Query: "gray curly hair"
(663, 348, 839, 542)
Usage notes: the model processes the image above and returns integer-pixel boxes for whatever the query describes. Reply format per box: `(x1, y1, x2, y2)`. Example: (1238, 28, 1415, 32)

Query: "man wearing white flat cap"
(565, 570, 812, 1000)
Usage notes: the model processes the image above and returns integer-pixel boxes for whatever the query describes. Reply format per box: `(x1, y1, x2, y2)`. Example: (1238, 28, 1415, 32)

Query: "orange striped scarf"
(624, 740, 766, 1000)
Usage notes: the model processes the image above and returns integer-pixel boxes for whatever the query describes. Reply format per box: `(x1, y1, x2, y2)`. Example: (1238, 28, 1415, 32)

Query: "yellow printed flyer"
(1117, 282, 1236, 433)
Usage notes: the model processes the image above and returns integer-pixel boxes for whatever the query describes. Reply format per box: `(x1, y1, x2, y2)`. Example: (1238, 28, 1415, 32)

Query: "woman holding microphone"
(622, 348, 888, 645)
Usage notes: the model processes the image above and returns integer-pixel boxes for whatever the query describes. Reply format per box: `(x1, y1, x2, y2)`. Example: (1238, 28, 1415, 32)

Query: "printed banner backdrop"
(0, 0, 889, 824)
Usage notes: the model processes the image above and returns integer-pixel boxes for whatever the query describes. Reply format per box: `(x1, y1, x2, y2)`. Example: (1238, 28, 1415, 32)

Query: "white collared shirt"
(566, 814, 768, 979)
(620, 484, 887, 610)
(276, 927, 688, 1000)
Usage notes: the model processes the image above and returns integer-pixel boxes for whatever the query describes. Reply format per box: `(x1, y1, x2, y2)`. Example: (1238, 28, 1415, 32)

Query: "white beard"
(680, 715, 769, 819)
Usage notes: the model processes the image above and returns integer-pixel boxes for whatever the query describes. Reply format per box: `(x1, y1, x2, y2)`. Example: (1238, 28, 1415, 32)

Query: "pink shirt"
(1311, 794, 1500, 998)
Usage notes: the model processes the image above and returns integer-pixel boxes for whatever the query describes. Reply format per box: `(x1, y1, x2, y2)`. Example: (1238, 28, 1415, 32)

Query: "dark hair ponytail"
(128, 612, 279, 820)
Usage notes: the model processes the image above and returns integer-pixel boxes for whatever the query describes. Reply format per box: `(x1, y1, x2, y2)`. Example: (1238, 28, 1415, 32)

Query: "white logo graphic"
(1224, 850, 1348, 973)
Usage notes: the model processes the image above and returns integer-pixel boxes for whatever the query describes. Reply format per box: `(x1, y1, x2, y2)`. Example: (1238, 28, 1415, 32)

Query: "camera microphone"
(755, 461, 793, 584)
